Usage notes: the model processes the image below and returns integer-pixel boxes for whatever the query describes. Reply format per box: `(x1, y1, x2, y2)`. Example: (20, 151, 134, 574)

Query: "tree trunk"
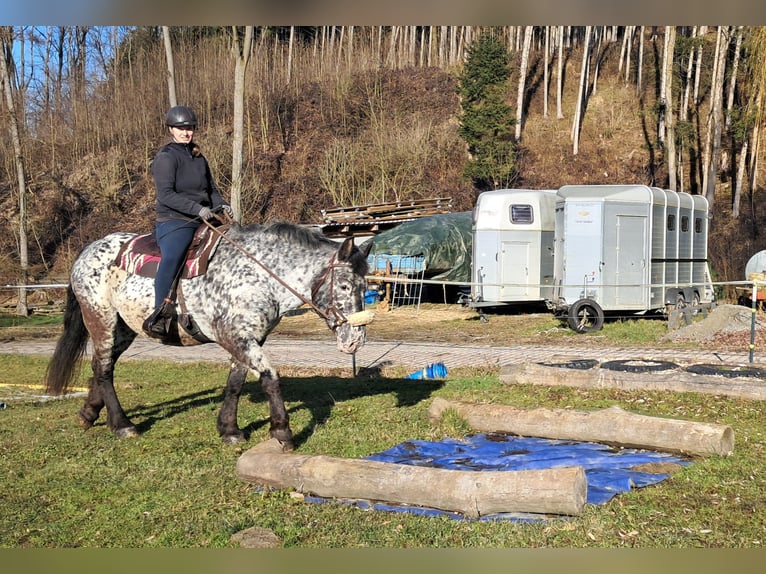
(237, 443, 588, 517)
(693, 26, 708, 105)
(515, 26, 533, 141)
(658, 27, 671, 147)
(624, 26, 634, 85)
(428, 398, 734, 457)
(664, 26, 677, 190)
(230, 26, 253, 223)
(161, 26, 177, 107)
(637, 26, 644, 94)
(725, 26, 743, 130)
(543, 26, 550, 118)
(572, 25, 592, 154)
(287, 25, 294, 82)
(734, 137, 747, 218)
(0, 27, 29, 315)
(592, 26, 602, 94)
(704, 26, 730, 214)
(556, 25, 564, 119)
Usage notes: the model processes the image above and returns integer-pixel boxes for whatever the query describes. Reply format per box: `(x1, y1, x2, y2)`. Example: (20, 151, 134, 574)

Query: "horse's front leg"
(217, 362, 247, 444)
(260, 369, 294, 451)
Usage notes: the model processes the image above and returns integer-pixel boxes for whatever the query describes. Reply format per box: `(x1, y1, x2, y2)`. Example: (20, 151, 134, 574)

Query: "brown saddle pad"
(114, 222, 230, 279)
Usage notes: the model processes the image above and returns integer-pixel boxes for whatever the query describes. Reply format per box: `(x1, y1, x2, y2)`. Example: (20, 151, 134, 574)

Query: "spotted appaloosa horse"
(44, 221, 372, 448)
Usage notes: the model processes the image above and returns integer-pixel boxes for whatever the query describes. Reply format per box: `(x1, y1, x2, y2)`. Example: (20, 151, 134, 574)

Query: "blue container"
(405, 362, 448, 380)
(364, 289, 379, 305)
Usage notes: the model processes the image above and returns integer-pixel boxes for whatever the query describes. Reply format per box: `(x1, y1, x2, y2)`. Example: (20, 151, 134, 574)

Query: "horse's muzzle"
(335, 323, 366, 354)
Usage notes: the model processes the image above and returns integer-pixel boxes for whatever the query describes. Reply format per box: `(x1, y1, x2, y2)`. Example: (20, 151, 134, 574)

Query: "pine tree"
(457, 33, 516, 190)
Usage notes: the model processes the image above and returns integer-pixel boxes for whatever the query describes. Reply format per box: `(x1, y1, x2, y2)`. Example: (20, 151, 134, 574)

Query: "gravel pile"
(662, 304, 760, 343)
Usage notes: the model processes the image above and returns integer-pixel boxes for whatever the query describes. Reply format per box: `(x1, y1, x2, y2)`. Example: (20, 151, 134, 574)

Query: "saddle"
(114, 221, 231, 345)
(114, 222, 229, 279)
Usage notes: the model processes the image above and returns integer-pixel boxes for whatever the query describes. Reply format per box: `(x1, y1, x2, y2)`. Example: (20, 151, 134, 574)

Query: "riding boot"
(142, 301, 177, 340)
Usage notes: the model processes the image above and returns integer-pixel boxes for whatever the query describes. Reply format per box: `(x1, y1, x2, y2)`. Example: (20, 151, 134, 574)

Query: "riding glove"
(198, 206, 214, 220)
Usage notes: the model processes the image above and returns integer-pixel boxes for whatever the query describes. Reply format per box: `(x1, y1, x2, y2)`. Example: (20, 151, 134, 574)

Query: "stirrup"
(179, 313, 214, 343)
(142, 302, 179, 342)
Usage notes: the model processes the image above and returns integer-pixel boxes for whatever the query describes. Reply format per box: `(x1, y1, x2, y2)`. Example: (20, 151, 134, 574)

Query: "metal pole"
(750, 282, 757, 363)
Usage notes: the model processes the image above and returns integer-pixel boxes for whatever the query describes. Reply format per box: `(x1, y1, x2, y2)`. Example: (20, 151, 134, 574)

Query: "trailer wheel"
(567, 299, 604, 332)
(600, 359, 679, 373)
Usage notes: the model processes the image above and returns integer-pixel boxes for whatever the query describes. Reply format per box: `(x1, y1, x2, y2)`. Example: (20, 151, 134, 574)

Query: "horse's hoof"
(221, 432, 246, 445)
(115, 426, 139, 439)
(78, 416, 94, 430)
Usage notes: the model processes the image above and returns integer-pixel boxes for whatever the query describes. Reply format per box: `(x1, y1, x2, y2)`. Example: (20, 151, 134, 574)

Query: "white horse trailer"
(550, 184, 715, 331)
(468, 189, 557, 310)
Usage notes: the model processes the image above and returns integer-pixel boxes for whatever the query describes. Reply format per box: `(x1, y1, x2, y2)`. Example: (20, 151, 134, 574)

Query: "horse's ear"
(359, 239, 372, 258)
(337, 237, 356, 262)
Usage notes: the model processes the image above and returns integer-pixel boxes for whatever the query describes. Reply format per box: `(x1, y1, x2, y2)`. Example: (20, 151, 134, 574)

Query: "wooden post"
(428, 397, 734, 457)
(236, 447, 587, 518)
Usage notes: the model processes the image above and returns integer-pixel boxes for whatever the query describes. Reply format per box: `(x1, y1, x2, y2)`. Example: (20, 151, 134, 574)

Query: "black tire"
(600, 359, 680, 373)
(675, 292, 687, 310)
(685, 363, 766, 379)
(538, 359, 599, 370)
(567, 299, 605, 333)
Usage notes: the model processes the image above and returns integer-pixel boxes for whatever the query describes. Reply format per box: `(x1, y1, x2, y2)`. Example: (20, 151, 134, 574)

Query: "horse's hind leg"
(80, 315, 138, 437)
(217, 362, 247, 444)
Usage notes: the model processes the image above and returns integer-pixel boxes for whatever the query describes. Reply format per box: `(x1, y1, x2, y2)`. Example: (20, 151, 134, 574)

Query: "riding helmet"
(165, 105, 198, 128)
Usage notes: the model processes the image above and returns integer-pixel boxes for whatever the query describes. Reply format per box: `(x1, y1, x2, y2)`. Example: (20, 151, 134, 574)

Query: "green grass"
(1, 354, 765, 548)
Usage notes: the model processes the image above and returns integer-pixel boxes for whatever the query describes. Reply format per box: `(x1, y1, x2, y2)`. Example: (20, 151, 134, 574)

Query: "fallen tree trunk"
(236, 447, 587, 517)
(428, 397, 734, 456)
(500, 362, 766, 401)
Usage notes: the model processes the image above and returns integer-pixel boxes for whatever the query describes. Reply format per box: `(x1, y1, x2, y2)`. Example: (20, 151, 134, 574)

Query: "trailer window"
(510, 204, 534, 224)
(681, 215, 689, 232)
(667, 214, 676, 231)
(695, 217, 702, 233)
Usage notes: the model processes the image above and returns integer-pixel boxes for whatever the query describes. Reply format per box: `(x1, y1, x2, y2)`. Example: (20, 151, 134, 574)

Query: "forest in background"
(1, 25, 766, 307)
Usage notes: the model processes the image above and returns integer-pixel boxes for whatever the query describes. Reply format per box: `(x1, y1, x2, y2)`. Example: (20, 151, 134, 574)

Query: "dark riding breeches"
(154, 219, 198, 309)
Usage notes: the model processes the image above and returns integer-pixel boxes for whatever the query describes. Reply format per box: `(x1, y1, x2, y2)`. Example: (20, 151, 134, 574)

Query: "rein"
(200, 215, 350, 327)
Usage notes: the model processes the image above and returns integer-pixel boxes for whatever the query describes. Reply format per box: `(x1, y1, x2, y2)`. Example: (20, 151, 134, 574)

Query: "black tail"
(44, 285, 90, 395)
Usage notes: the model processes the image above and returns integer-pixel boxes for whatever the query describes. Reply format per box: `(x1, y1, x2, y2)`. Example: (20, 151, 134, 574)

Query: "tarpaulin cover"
(305, 433, 691, 522)
(362, 212, 472, 282)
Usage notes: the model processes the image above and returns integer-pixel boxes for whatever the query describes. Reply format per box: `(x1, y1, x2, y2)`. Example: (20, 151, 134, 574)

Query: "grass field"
(1, 344, 765, 548)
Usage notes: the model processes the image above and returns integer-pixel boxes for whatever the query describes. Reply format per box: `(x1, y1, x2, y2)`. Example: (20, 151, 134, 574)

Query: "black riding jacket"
(151, 142, 225, 222)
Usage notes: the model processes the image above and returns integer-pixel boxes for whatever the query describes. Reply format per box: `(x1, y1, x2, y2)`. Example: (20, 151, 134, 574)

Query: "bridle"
(202, 216, 352, 329)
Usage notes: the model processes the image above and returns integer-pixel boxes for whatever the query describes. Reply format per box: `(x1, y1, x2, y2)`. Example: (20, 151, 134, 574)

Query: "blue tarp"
(305, 433, 692, 522)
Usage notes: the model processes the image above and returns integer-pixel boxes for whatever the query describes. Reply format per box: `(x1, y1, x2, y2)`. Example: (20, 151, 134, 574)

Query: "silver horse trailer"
(550, 184, 715, 332)
(468, 189, 557, 310)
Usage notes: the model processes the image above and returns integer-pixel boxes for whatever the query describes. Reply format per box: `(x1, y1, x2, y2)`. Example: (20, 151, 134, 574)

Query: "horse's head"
(312, 237, 373, 354)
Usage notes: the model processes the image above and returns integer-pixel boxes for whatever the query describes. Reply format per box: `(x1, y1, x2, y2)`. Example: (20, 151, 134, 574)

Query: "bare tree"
(725, 26, 743, 130)
(161, 26, 177, 106)
(230, 26, 253, 222)
(572, 25, 592, 155)
(543, 26, 550, 118)
(0, 27, 30, 315)
(287, 26, 295, 82)
(703, 26, 730, 214)
(664, 27, 677, 190)
(515, 26, 533, 140)
(556, 26, 564, 119)
(636, 26, 645, 94)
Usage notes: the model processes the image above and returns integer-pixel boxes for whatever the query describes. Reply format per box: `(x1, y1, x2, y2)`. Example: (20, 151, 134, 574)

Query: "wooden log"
(236, 448, 587, 518)
(428, 397, 734, 457)
(500, 362, 766, 401)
